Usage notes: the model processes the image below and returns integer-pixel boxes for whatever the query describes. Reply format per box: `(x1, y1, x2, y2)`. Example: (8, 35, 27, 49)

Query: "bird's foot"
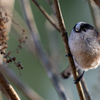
(73, 71, 85, 84)
(65, 53, 72, 57)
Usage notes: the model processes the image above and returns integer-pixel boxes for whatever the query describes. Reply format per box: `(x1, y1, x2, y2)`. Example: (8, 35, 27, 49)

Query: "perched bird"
(61, 22, 100, 83)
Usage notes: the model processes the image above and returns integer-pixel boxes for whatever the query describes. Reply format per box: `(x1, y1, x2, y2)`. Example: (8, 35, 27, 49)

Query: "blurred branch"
(88, 0, 100, 32)
(0, 64, 44, 100)
(0, 92, 3, 100)
(53, 0, 85, 100)
(31, 0, 60, 32)
(46, 0, 56, 15)
(93, 0, 100, 8)
(20, 0, 69, 100)
(0, 68, 20, 100)
(46, 19, 61, 66)
(0, 83, 11, 100)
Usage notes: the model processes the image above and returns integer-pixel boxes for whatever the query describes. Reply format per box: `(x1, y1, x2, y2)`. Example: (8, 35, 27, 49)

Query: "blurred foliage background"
(2, 0, 100, 100)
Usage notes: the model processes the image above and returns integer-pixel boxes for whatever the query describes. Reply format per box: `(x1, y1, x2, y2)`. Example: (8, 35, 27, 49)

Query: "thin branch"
(53, 0, 85, 100)
(0, 68, 20, 100)
(20, 0, 69, 100)
(31, 0, 60, 32)
(0, 64, 44, 100)
(61, 65, 91, 100)
(78, 69, 91, 100)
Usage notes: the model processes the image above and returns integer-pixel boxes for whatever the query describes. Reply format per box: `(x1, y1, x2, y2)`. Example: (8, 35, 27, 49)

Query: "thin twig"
(20, 0, 69, 100)
(78, 69, 91, 100)
(0, 69, 20, 100)
(53, 0, 85, 100)
(0, 64, 44, 100)
(31, 0, 60, 32)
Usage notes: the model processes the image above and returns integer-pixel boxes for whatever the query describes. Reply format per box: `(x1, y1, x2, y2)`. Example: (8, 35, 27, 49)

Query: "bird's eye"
(83, 28, 86, 32)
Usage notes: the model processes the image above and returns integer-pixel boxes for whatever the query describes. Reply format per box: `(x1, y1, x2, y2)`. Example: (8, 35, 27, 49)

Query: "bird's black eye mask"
(73, 23, 94, 32)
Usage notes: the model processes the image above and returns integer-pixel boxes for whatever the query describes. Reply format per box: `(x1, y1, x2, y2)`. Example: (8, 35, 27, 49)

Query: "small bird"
(61, 22, 100, 83)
